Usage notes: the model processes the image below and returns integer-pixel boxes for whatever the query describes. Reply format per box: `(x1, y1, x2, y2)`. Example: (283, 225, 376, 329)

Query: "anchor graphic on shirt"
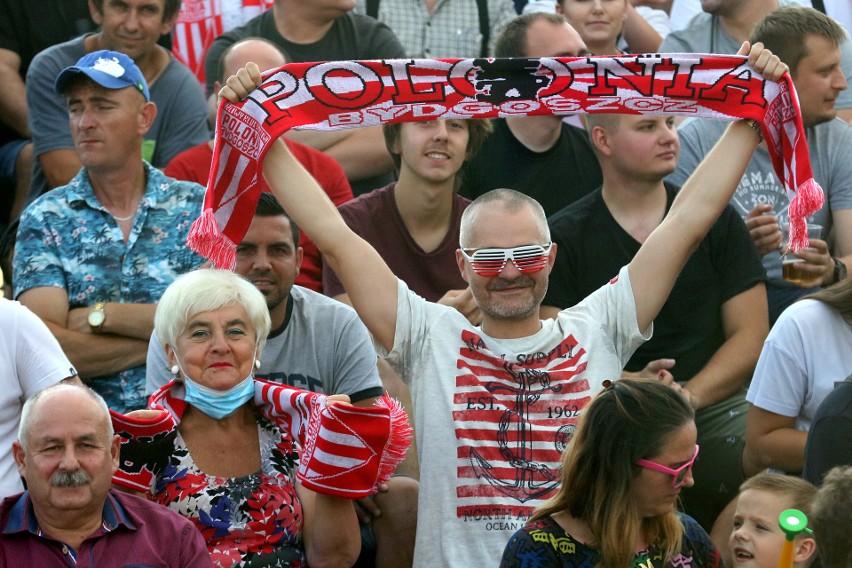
(469, 364, 562, 503)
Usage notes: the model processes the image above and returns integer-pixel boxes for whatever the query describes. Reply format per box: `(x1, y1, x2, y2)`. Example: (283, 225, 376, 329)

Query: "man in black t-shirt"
(458, 12, 602, 217)
(541, 111, 768, 534)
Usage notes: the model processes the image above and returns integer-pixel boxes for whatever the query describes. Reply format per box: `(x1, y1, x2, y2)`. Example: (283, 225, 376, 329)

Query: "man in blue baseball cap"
(54, 50, 150, 102)
(25, 0, 208, 200)
(12, 49, 206, 414)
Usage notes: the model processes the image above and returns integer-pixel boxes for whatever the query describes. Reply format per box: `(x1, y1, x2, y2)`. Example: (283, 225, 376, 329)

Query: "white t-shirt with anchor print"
(379, 265, 649, 567)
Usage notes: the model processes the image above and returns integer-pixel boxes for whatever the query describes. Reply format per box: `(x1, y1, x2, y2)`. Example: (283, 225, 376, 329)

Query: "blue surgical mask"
(183, 374, 255, 420)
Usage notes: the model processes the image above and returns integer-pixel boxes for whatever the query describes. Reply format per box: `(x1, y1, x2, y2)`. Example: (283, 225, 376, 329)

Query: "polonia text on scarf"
(188, 54, 824, 267)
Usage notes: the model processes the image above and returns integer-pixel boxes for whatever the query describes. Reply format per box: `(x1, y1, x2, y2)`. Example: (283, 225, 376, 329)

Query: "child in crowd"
(810, 466, 852, 568)
(730, 473, 818, 568)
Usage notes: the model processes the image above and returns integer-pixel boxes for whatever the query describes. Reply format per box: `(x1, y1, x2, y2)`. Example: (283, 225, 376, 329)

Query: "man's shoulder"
(811, 117, 852, 147)
(167, 142, 212, 167)
(341, 11, 392, 32)
(0, 491, 24, 518)
(290, 285, 360, 320)
(20, 177, 79, 217)
(158, 51, 205, 87)
(27, 35, 83, 77)
(108, 490, 195, 530)
(660, 12, 711, 51)
(678, 117, 727, 144)
(338, 183, 393, 216)
(292, 284, 351, 309)
(285, 138, 345, 172)
(145, 164, 206, 197)
(548, 188, 602, 230)
(332, 11, 406, 58)
(560, 122, 592, 142)
(220, 9, 271, 40)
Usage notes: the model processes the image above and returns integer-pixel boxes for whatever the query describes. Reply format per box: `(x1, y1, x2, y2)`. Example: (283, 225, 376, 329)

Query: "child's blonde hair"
(739, 473, 818, 521)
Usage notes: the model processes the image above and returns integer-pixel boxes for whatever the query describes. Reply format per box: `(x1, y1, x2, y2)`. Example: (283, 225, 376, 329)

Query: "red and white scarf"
(110, 379, 411, 499)
(188, 55, 824, 268)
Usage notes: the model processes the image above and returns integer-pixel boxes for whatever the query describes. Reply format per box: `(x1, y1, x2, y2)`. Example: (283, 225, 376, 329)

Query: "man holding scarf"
(216, 41, 787, 566)
(669, 6, 852, 324)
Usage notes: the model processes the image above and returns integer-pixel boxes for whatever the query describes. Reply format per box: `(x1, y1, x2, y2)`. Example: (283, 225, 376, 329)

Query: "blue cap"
(54, 50, 150, 101)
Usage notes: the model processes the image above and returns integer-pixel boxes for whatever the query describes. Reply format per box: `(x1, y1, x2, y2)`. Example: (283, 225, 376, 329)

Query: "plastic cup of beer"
(780, 223, 823, 285)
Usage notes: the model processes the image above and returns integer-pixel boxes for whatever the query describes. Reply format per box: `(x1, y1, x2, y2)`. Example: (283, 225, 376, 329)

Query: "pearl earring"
(255, 360, 261, 370)
(170, 364, 179, 376)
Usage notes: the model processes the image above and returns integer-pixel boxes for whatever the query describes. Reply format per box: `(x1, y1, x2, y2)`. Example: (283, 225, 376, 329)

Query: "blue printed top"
(13, 163, 205, 413)
(500, 514, 721, 568)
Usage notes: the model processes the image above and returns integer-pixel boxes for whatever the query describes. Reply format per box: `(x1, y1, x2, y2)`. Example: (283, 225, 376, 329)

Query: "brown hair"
(810, 466, 852, 568)
(495, 12, 570, 58)
(382, 119, 493, 174)
(534, 378, 695, 568)
(803, 277, 852, 326)
(751, 6, 847, 75)
(91, 0, 182, 22)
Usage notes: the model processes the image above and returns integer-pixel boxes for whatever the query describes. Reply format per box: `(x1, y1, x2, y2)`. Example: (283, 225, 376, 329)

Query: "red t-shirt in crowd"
(165, 139, 353, 291)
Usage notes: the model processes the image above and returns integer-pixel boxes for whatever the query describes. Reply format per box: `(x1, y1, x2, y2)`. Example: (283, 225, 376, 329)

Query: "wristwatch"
(88, 302, 106, 331)
(834, 257, 848, 284)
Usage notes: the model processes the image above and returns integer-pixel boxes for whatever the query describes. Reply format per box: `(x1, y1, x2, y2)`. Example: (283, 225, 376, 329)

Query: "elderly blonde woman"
(111, 269, 408, 568)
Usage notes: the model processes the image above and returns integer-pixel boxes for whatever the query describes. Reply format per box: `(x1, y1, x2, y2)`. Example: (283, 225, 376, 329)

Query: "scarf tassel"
(786, 177, 826, 251)
(373, 394, 414, 490)
(187, 208, 237, 270)
(110, 383, 413, 500)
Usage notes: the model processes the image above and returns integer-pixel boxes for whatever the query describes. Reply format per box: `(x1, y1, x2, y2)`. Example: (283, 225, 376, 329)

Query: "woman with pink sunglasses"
(500, 378, 720, 568)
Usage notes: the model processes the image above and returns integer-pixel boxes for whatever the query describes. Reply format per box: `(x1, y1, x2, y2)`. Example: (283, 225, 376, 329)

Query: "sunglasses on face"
(635, 444, 700, 488)
(460, 243, 553, 277)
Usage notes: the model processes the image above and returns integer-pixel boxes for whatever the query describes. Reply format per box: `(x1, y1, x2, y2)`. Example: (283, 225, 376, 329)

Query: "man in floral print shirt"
(12, 50, 204, 414)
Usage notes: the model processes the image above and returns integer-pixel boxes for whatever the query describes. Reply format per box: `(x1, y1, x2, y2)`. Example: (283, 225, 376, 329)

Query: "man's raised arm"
(629, 42, 788, 332)
(220, 64, 399, 351)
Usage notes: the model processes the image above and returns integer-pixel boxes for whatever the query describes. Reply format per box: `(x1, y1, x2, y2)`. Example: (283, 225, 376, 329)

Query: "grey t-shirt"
(660, 0, 852, 110)
(147, 285, 383, 402)
(26, 34, 209, 198)
(667, 117, 852, 281)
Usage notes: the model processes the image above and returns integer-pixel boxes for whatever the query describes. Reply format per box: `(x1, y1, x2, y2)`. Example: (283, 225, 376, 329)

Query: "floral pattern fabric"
(500, 514, 721, 568)
(152, 415, 304, 567)
(13, 163, 205, 413)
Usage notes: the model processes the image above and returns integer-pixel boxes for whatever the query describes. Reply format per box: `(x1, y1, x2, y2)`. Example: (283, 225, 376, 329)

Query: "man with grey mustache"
(0, 384, 211, 567)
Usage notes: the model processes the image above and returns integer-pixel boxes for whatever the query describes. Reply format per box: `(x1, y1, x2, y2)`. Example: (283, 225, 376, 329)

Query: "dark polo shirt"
(0, 489, 212, 567)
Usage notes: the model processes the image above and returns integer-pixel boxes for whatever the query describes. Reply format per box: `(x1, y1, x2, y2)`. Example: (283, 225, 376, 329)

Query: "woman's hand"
(125, 409, 162, 420)
(326, 394, 352, 406)
(218, 62, 262, 104)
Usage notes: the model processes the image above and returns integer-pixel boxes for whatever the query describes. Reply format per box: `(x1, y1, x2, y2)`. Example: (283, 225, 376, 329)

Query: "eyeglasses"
(460, 243, 552, 277)
(635, 444, 700, 488)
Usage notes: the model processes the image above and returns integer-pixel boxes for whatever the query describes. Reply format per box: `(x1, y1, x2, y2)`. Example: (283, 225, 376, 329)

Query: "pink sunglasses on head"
(635, 444, 700, 488)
